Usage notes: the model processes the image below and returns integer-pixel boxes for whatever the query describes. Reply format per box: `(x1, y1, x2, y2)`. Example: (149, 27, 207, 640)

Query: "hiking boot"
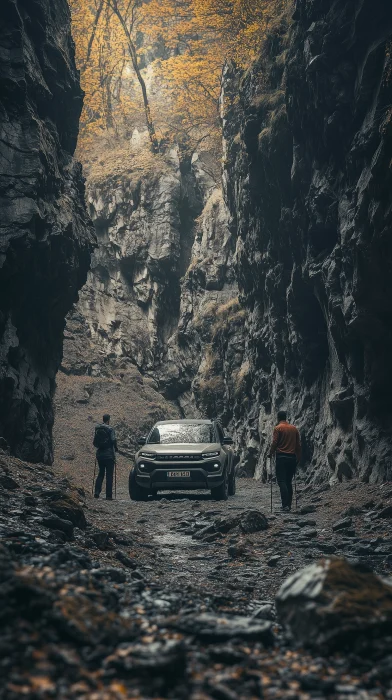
(94, 494, 99, 499)
(282, 506, 290, 513)
(106, 496, 113, 501)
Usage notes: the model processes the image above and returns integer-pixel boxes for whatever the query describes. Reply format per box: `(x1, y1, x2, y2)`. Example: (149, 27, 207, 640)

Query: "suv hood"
(139, 443, 221, 455)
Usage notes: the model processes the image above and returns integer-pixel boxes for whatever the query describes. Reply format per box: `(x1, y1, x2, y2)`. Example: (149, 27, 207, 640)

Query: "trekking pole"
(114, 460, 117, 500)
(269, 457, 273, 513)
(294, 469, 298, 511)
(92, 458, 97, 496)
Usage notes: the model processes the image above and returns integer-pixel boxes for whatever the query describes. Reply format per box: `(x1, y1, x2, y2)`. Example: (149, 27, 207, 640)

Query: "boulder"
(316, 542, 337, 554)
(267, 555, 281, 567)
(299, 505, 317, 515)
(215, 510, 268, 535)
(90, 530, 111, 549)
(228, 542, 248, 559)
(41, 516, 74, 540)
(91, 567, 126, 584)
(193, 523, 216, 540)
(0, 476, 19, 490)
(276, 558, 392, 654)
(48, 495, 87, 530)
(300, 528, 318, 539)
(24, 495, 38, 506)
(239, 510, 268, 534)
(376, 506, 392, 519)
(332, 517, 353, 532)
(215, 515, 240, 533)
(172, 613, 274, 645)
(115, 551, 136, 569)
(103, 639, 186, 680)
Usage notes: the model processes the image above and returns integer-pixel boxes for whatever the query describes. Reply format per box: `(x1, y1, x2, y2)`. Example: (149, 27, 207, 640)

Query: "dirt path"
(88, 477, 392, 603)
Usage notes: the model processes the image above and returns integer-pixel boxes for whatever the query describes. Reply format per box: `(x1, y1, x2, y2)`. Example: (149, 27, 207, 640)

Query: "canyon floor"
(1, 450, 392, 699)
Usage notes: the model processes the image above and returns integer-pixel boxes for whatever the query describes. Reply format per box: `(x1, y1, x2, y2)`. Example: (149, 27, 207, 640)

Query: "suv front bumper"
(135, 461, 225, 491)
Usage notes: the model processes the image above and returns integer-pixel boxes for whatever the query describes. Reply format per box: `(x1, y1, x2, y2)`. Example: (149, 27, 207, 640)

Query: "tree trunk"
(110, 3, 159, 152)
(82, 0, 105, 71)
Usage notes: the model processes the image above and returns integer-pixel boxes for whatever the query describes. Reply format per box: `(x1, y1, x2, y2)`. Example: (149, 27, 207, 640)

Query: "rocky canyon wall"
(57, 136, 240, 466)
(0, 0, 94, 463)
(222, 0, 392, 482)
(58, 0, 392, 483)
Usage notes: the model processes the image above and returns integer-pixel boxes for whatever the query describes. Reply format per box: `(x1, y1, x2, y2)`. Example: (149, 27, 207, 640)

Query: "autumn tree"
(70, 0, 291, 159)
(70, 0, 159, 151)
(105, 0, 158, 151)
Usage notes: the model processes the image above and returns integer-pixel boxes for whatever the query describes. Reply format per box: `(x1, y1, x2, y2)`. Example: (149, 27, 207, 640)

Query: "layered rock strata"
(222, 0, 392, 481)
(0, 0, 94, 462)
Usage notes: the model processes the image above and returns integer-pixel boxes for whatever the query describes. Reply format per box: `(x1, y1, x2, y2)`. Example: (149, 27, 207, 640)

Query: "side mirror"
(223, 436, 233, 445)
(138, 437, 147, 446)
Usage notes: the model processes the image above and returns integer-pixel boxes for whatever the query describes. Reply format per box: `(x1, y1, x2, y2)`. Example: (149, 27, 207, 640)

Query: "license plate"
(167, 471, 190, 478)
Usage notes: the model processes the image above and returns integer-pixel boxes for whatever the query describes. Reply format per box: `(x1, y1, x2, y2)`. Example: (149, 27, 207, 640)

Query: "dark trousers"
(275, 453, 297, 509)
(95, 458, 115, 499)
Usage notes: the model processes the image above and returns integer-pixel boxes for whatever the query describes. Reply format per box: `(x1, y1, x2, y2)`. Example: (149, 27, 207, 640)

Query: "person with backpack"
(93, 414, 118, 500)
(268, 410, 301, 512)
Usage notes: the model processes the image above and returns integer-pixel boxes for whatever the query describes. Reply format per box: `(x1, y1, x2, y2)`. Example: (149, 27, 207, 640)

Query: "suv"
(129, 419, 236, 501)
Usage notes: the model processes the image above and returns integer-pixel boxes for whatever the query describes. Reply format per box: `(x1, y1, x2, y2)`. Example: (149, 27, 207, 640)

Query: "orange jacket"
(269, 421, 301, 461)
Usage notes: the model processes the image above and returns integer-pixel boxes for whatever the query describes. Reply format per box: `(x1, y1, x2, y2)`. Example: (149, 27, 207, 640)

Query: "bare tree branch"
(81, 0, 105, 71)
(104, 0, 159, 152)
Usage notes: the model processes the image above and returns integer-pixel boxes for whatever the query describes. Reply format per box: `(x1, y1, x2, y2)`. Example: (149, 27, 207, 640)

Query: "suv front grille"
(156, 454, 202, 462)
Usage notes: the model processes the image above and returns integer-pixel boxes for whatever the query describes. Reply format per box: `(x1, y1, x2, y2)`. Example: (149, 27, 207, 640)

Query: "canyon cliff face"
(58, 139, 240, 466)
(58, 0, 392, 483)
(222, 0, 392, 482)
(63, 143, 200, 377)
(0, 0, 94, 463)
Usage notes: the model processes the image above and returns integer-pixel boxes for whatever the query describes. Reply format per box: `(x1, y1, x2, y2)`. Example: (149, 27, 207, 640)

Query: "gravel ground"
(1, 452, 392, 699)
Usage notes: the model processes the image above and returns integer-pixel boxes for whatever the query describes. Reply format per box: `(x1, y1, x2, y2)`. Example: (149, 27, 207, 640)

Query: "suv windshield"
(147, 423, 214, 445)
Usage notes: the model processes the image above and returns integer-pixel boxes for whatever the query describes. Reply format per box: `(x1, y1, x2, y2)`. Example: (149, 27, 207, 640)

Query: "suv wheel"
(129, 469, 149, 501)
(211, 471, 229, 501)
(228, 466, 236, 496)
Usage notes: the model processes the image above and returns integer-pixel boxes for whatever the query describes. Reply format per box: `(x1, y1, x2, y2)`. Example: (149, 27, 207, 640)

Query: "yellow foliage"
(70, 0, 292, 161)
(85, 132, 172, 186)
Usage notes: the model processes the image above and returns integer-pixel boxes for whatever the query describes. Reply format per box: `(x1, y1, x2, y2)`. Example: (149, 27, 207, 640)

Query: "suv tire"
(228, 466, 236, 496)
(211, 471, 229, 501)
(129, 469, 149, 501)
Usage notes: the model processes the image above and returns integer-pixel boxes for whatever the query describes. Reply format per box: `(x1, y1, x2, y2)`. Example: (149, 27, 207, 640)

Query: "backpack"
(94, 425, 112, 450)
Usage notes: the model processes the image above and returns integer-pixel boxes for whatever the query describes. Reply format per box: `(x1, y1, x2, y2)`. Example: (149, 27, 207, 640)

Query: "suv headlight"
(202, 451, 220, 459)
(140, 452, 156, 460)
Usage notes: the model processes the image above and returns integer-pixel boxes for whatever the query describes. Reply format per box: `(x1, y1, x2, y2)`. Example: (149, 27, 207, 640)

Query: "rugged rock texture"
(57, 0, 392, 481)
(276, 558, 392, 655)
(222, 0, 392, 481)
(57, 139, 240, 461)
(63, 144, 197, 376)
(3, 452, 392, 697)
(159, 160, 241, 419)
(0, 0, 94, 463)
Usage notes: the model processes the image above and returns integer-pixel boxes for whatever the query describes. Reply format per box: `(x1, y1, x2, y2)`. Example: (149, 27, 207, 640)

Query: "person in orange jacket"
(268, 410, 301, 512)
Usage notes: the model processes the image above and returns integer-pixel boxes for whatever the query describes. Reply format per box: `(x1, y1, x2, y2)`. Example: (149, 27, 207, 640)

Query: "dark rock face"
(222, 0, 392, 481)
(0, 0, 94, 463)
